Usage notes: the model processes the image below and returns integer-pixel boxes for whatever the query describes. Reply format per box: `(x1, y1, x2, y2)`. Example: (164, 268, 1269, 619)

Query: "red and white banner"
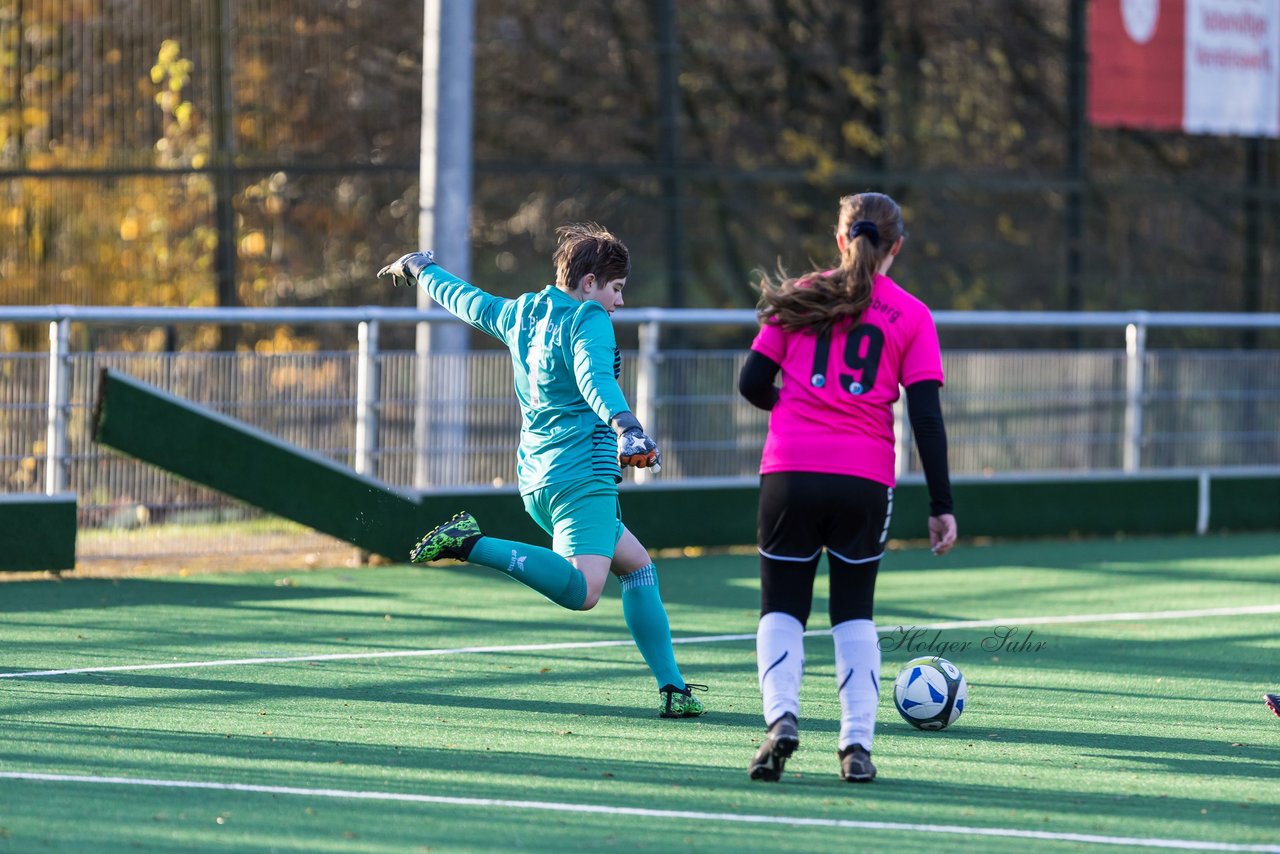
(1089, 0, 1280, 137)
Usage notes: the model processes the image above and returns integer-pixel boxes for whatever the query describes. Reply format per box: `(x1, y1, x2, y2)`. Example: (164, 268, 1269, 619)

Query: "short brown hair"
(553, 223, 630, 291)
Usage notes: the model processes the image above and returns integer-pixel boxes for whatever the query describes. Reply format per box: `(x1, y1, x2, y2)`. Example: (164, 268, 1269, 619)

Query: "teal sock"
(619, 563, 684, 688)
(467, 537, 587, 610)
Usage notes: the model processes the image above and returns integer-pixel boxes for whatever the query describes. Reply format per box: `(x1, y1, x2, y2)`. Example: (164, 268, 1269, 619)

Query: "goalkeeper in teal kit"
(379, 223, 705, 718)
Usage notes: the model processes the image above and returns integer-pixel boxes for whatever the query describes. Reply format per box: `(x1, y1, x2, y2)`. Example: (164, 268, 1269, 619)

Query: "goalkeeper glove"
(378, 250, 435, 287)
(612, 411, 661, 470)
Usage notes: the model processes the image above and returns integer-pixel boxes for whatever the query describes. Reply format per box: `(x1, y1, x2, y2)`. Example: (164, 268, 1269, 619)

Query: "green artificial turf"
(1, 533, 1278, 852)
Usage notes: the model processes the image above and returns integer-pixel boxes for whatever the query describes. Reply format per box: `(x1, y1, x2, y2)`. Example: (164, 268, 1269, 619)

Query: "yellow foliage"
(240, 231, 267, 258)
(157, 39, 181, 65)
(21, 106, 48, 129)
(838, 69, 879, 109)
(996, 213, 1031, 247)
(242, 58, 268, 83)
(842, 121, 883, 157)
(779, 129, 840, 181)
(11, 457, 37, 487)
(188, 327, 221, 351)
(265, 326, 319, 355)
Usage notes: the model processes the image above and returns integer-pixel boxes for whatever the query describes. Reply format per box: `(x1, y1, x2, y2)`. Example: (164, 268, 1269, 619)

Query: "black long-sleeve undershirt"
(737, 351, 954, 516)
(737, 349, 781, 411)
(905, 380, 954, 517)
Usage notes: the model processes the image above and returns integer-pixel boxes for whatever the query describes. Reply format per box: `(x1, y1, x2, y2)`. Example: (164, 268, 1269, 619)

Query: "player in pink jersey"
(738, 192, 957, 784)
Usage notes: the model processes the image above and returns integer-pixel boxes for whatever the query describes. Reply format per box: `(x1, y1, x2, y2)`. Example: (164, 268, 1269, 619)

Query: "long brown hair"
(757, 192, 904, 335)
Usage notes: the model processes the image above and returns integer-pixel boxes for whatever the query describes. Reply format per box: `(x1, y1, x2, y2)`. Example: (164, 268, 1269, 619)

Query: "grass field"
(2, 533, 1279, 852)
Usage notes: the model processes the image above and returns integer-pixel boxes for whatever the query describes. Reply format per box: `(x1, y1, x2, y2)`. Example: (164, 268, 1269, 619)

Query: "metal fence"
(10, 2, 1280, 323)
(2, 307, 1278, 559)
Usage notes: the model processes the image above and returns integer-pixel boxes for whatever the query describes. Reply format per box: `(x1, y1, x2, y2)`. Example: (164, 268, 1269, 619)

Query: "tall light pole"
(415, 0, 475, 488)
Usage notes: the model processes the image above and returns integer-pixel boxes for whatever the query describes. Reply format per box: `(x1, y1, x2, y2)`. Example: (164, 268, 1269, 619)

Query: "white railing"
(1, 307, 1278, 556)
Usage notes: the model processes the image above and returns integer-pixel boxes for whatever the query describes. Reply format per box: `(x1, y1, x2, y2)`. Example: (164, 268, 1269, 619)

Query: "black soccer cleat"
(749, 712, 800, 781)
(1266, 693, 1280, 719)
(838, 744, 877, 783)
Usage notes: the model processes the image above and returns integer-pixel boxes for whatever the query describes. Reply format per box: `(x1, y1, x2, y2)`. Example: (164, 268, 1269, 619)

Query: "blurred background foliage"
(2, 0, 1278, 352)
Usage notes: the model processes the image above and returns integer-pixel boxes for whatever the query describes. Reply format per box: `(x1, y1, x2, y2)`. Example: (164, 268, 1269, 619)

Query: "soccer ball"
(892, 655, 967, 730)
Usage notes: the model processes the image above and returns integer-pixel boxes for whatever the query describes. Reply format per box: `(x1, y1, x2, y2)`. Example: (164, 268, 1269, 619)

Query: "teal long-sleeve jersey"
(417, 264, 631, 494)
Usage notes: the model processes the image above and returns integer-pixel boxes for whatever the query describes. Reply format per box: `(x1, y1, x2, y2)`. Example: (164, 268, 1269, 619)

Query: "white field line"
(0, 771, 1276, 852)
(3, 602, 1280, 680)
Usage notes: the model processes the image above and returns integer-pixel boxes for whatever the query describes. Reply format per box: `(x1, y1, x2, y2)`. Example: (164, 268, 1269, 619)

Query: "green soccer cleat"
(749, 712, 799, 781)
(659, 683, 707, 718)
(409, 511, 483, 564)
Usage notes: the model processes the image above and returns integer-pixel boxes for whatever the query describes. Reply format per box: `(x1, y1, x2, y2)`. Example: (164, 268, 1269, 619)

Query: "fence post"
(1123, 317, 1147, 472)
(355, 320, 381, 478)
(1196, 471, 1210, 535)
(45, 319, 71, 495)
(633, 320, 660, 484)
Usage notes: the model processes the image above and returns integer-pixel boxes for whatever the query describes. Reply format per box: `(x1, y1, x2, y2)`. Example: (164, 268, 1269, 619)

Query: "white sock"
(832, 618, 881, 751)
(757, 611, 805, 726)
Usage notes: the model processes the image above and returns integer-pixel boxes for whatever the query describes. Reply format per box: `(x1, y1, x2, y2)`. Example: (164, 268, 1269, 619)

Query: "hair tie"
(849, 220, 880, 246)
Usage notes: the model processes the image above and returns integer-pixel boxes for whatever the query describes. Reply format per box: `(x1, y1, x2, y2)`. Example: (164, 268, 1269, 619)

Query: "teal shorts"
(522, 478, 626, 558)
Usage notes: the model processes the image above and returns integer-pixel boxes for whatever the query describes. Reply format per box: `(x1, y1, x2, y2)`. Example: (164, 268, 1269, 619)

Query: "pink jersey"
(751, 273, 944, 485)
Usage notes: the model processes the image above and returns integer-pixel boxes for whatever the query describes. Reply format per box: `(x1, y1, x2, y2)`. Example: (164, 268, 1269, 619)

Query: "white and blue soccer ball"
(892, 655, 967, 730)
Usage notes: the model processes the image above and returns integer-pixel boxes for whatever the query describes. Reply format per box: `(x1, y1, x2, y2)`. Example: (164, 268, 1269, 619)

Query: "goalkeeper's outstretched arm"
(379, 251, 514, 343)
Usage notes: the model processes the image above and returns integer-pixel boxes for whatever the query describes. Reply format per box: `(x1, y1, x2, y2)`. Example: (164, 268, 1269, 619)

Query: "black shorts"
(757, 471, 892, 625)
(758, 471, 892, 564)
